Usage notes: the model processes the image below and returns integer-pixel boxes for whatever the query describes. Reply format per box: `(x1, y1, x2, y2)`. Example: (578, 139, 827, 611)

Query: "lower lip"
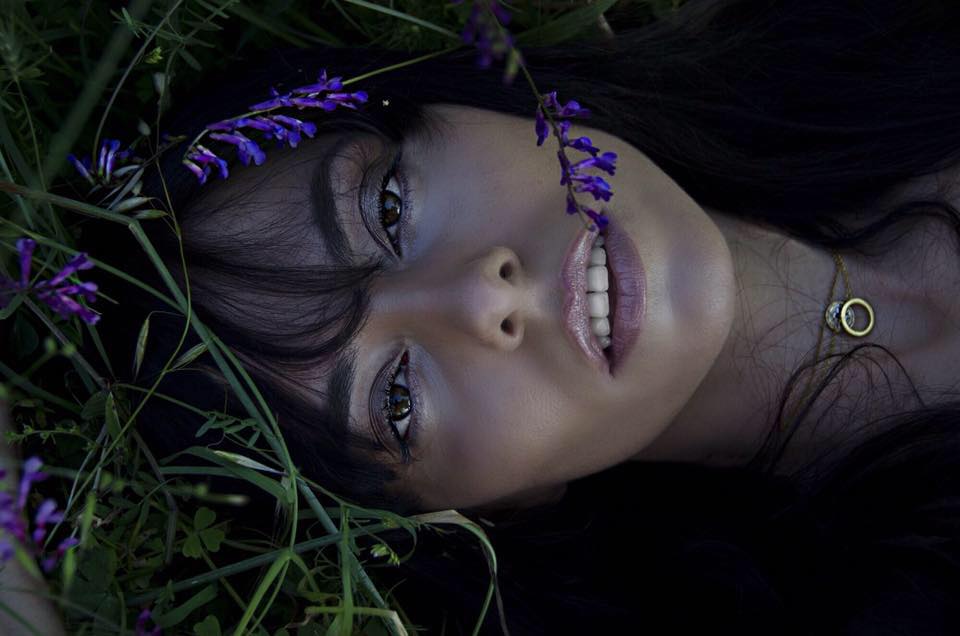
(604, 216, 646, 375)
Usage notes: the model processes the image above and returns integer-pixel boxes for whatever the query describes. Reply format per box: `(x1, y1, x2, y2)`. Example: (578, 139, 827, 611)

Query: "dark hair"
(78, 0, 960, 632)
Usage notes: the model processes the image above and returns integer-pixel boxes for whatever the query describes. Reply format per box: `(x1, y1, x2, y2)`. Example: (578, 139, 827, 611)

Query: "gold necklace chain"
(779, 251, 876, 431)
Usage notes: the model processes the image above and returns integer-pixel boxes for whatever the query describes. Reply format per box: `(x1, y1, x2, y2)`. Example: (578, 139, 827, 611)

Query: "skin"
(189, 103, 960, 513)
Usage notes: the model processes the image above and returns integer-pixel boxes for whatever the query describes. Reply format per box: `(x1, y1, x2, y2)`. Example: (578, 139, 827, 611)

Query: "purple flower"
(186, 145, 229, 180)
(68, 138, 140, 188)
(570, 151, 618, 177)
(185, 69, 370, 184)
(41, 536, 79, 574)
(0, 239, 101, 325)
(534, 89, 617, 231)
(136, 608, 163, 636)
(535, 108, 549, 146)
(271, 114, 318, 147)
(584, 207, 609, 229)
(455, 0, 515, 77)
(1, 457, 79, 573)
(290, 69, 343, 95)
(18, 457, 47, 511)
(208, 132, 266, 167)
(571, 174, 614, 202)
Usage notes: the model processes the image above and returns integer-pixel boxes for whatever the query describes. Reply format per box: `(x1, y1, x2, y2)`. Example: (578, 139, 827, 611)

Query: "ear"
(464, 482, 569, 524)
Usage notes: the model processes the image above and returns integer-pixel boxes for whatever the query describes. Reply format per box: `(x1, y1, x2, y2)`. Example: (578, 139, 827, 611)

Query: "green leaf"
(134, 315, 149, 379)
(0, 292, 24, 319)
(172, 342, 207, 369)
(113, 196, 151, 212)
(154, 584, 218, 628)
(515, 0, 620, 47)
(193, 615, 221, 636)
(133, 209, 168, 220)
(104, 392, 121, 441)
(177, 48, 202, 71)
(194, 506, 215, 531)
(9, 313, 39, 359)
(81, 390, 108, 421)
(182, 532, 203, 558)
(199, 528, 224, 553)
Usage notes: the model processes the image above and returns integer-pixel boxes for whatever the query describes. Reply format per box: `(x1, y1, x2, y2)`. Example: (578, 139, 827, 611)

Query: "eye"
(382, 350, 415, 455)
(377, 151, 407, 257)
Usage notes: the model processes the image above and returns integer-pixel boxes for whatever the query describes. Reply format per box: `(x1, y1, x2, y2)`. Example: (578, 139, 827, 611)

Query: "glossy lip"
(603, 215, 646, 375)
(560, 224, 610, 375)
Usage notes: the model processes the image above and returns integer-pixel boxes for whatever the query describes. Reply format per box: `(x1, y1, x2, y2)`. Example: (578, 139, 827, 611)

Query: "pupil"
(381, 193, 401, 227)
(388, 385, 411, 420)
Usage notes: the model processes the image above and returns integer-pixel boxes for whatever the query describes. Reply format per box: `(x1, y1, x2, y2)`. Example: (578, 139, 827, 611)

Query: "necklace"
(779, 251, 876, 431)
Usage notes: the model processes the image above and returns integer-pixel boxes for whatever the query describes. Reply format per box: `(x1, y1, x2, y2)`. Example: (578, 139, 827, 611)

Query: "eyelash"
(380, 349, 416, 462)
(373, 148, 417, 460)
(376, 150, 412, 258)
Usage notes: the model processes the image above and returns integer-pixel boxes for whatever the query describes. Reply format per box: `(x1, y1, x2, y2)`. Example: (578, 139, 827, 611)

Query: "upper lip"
(559, 224, 609, 374)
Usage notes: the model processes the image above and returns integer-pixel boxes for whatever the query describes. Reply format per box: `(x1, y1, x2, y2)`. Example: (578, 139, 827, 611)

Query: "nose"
(373, 246, 527, 351)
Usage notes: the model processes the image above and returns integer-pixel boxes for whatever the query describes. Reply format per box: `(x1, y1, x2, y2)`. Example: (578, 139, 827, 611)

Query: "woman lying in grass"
(6, 0, 960, 633)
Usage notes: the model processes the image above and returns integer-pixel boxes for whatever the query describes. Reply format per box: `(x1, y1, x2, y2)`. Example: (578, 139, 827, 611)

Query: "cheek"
(436, 366, 571, 499)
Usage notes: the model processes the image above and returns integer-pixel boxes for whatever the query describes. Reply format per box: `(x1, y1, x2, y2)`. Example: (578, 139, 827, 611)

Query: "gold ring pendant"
(825, 298, 875, 337)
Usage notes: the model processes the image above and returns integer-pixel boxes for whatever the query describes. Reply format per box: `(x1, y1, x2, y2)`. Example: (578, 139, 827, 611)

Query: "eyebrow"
(308, 131, 390, 454)
(310, 130, 364, 268)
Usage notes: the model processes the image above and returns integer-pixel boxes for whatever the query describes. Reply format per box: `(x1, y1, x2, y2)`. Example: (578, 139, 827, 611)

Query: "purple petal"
(292, 70, 343, 95)
(571, 175, 614, 201)
(558, 100, 591, 118)
(57, 537, 79, 553)
(67, 154, 94, 184)
(18, 457, 47, 510)
(570, 151, 617, 176)
(182, 159, 207, 184)
(566, 194, 579, 215)
(102, 139, 121, 181)
(566, 136, 600, 156)
(542, 91, 559, 110)
(535, 108, 548, 146)
(47, 253, 94, 288)
(16, 238, 36, 288)
(36, 290, 101, 324)
(290, 96, 328, 110)
(56, 282, 98, 304)
(584, 207, 610, 229)
(41, 555, 57, 573)
(557, 150, 572, 185)
(207, 120, 239, 132)
(189, 146, 229, 179)
(248, 88, 294, 111)
(34, 499, 60, 527)
(232, 117, 276, 133)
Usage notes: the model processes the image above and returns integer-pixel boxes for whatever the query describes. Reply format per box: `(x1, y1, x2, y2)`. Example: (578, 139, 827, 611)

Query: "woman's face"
(195, 104, 736, 511)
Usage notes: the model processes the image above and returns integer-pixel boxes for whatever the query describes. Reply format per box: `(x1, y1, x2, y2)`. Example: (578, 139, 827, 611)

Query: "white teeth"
(586, 236, 613, 347)
(587, 291, 609, 317)
(586, 265, 608, 292)
(591, 316, 611, 337)
(589, 247, 606, 266)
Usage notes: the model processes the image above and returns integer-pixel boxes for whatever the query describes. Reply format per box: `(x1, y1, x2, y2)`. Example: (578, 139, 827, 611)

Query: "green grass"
(0, 1, 679, 634)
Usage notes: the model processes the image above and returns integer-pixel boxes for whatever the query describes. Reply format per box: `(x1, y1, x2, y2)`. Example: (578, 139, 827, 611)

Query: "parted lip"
(559, 224, 610, 375)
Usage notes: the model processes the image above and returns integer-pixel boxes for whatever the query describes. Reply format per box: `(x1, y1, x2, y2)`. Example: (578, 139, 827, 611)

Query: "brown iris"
(380, 190, 402, 227)
(387, 384, 411, 420)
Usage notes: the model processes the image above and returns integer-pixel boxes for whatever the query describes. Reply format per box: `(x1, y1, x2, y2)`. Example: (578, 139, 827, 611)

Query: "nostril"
(499, 262, 512, 280)
(500, 318, 514, 335)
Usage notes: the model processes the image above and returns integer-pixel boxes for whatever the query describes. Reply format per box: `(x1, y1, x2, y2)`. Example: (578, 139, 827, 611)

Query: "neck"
(631, 207, 945, 472)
